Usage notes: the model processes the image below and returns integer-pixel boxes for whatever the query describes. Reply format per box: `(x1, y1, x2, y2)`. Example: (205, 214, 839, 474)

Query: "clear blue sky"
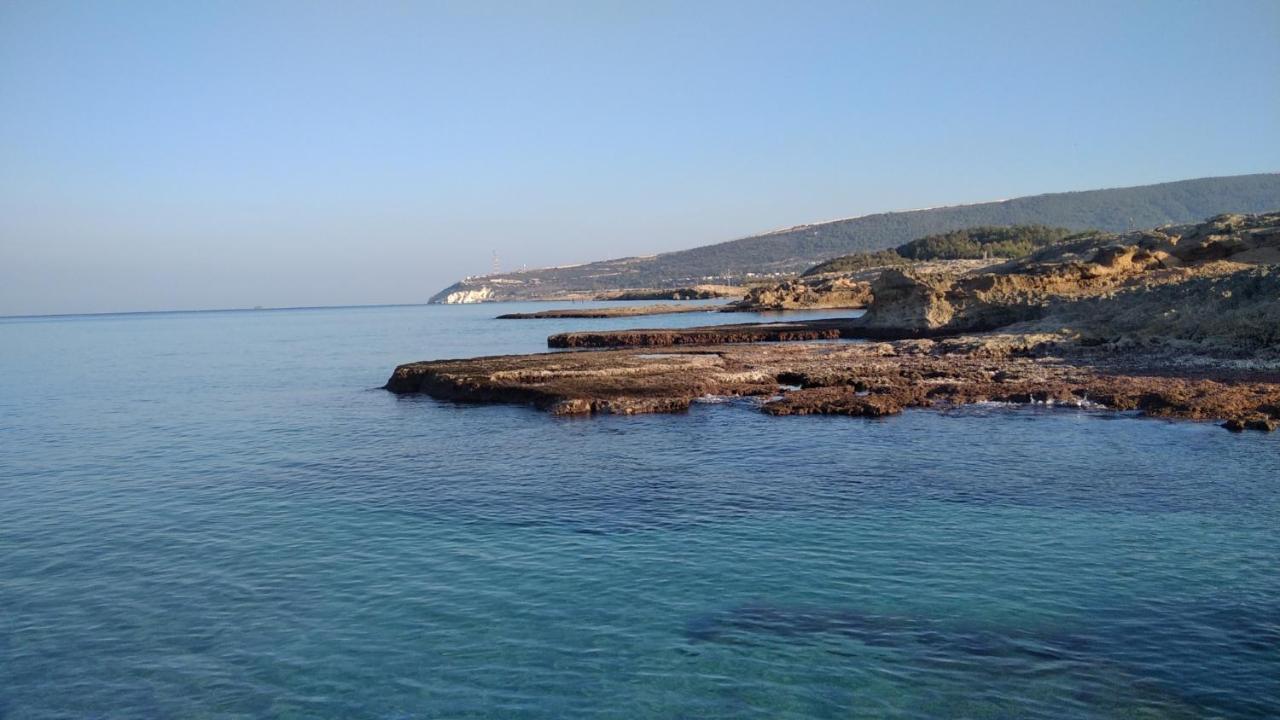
(2, 0, 1278, 315)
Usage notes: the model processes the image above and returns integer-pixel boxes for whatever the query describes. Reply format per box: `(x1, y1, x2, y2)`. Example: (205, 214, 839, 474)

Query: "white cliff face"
(442, 286, 494, 304)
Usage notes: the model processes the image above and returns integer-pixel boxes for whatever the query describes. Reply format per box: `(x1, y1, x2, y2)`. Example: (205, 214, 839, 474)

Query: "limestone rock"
(734, 277, 873, 310)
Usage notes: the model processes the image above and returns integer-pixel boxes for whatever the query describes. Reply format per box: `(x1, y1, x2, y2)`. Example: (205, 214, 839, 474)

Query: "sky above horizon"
(2, 1, 1279, 315)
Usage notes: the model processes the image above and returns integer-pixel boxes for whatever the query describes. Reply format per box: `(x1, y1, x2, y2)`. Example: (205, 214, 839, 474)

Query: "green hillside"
(430, 173, 1280, 302)
(803, 225, 1091, 276)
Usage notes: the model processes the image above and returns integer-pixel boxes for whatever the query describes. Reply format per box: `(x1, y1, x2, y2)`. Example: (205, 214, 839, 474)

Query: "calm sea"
(2, 303, 1277, 719)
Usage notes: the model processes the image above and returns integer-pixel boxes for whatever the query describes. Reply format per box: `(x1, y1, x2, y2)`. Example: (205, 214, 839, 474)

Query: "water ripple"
(1, 305, 1278, 718)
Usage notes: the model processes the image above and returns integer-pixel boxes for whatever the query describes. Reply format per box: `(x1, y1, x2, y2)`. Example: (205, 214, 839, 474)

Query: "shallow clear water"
(2, 303, 1277, 719)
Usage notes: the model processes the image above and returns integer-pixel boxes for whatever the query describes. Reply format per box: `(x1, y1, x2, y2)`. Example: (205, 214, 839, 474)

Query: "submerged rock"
(1222, 416, 1280, 433)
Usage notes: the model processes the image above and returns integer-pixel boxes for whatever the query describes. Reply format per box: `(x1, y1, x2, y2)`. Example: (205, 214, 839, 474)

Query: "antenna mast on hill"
(490, 250, 500, 276)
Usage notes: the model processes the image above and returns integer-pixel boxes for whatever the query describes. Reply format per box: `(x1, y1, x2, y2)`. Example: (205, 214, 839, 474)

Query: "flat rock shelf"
(385, 336, 1280, 430)
(547, 319, 860, 348)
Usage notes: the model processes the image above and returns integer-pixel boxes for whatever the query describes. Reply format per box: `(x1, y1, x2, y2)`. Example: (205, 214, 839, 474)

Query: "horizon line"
(0, 301, 443, 321)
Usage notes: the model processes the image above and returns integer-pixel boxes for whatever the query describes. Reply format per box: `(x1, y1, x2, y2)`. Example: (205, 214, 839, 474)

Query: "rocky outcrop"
(729, 259, 994, 315)
(385, 338, 1280, 430)
(1054, 267, 1280, 355)
(732, 277, 873, 310)
(854, 270, 963, 332)
(857, 212, 1280, 347)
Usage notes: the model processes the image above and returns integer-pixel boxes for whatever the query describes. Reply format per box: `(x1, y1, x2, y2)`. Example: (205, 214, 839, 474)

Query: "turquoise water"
(2, 303, 1277, 719)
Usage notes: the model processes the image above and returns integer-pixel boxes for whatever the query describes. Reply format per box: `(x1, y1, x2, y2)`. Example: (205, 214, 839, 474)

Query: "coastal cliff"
(434, 286, 495, 304)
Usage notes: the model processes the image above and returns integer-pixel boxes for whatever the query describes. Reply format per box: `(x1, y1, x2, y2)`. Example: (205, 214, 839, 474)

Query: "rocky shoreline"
(384, 338, 1280, 431)
(390, 213, 1280, 432)
(546, 318, 857, 348)
(496, 304, 713, 319)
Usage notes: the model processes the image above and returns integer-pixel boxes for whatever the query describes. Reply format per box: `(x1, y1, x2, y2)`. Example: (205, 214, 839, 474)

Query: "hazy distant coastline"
(430, 173, 1280, 304)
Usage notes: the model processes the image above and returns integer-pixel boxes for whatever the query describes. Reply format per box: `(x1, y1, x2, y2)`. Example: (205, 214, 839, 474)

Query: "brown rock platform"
(547, 318, 864, 348)
(384, 337, 1280, 430)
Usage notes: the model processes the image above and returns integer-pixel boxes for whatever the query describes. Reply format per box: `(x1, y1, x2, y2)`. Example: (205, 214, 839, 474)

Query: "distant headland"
(429, 173, 1280, 304)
